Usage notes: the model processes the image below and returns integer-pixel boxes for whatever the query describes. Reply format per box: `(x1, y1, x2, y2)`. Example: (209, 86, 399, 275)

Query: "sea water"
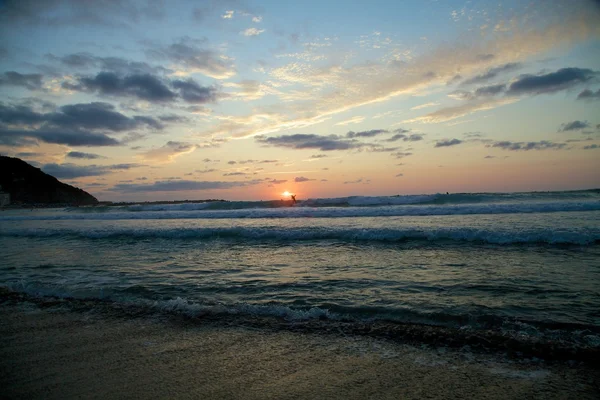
(1, 190, 599, 355)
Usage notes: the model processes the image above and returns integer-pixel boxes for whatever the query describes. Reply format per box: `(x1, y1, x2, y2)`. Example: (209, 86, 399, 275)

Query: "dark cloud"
(474, 83, 506, 97)
(368, 146, 399, 152)
(559, 120, 589, 132)
(577, 88, 600, 100)
(294, 176, 314, 182)
(158, 114, 189, 123)
(66, 72, 220, 104)
(391, 151, 413, 159)
(346, 129, 388, 138)
(386, 133, 423, 142)
(15, 152, 44, 158)
(41, 162, 143, 179)
(0, 0, 165, 28)
(435, 139, 463, 147)
(343, 178, 370, 184)
(583, 144, 599, 149)
(67, 72, 176, 102)
(223, 172, 248, 176)
(269, 179, 287, 184)
(145, 37, 236, 79)
(1, 128, 119, 147)
(0, 101, 163, 147)
(506, 68, 597, 96)
(42, 163, 108, 179)
(462, 63, 521, 85)
(47, 53, 170, 75)
(256, 134, 365, 151)
(489, 140, 567, 151)
(49, 102, 162, 131)
(395, 173, 404, 177)
(172, 79, 218, 103)
(0, 71, 43, 90)
(310, 154, 327, 159)
(196, 169, 216, 174)
(110, 179, 259, 192)
(66, 151, 105, 159)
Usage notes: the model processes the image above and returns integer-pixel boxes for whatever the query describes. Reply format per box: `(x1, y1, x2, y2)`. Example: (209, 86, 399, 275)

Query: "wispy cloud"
(241, 28, 265, 37)
(335, 116, 365, 126)
(140, 141, 196, 163)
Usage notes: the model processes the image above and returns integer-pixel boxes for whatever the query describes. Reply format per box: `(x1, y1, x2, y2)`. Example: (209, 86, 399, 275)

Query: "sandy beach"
(1, 299, 598, 400)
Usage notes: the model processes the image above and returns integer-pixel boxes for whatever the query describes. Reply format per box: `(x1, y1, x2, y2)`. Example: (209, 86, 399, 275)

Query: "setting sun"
(282, 191, 292, 197)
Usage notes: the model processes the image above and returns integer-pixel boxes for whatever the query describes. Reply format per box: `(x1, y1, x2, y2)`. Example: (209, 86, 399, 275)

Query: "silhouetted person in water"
(291, 194, 297, 204)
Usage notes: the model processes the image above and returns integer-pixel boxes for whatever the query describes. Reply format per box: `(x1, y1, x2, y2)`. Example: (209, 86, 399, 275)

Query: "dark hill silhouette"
(0, 156, 98, 205)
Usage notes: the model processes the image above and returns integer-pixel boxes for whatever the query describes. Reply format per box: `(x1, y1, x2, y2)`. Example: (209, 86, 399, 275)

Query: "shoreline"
(1, 293, 599, 399)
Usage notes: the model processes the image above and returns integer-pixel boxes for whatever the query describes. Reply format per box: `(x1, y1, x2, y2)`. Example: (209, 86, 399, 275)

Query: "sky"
(0, 0, 599, 202)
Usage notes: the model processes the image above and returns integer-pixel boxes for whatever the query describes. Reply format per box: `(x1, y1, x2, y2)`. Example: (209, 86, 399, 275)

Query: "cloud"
(196, 169, 217, 174)
(461, 63, 521, 85)
(241, 28, 265, 37)
(294, 176, 314, 182)
(386, 133, 423, 142)
(435, 138, 463, 147)
(343, 178, 370, 184)
(47, 53, 170, 76)
(335, 116, 365, 126)
(577, 88, 600, 100)
(1, 128, 119, 147)
(583, 144, 599, 150)
(0, 101, 162, 135)
(404, 98, 517, 124)
(141, 141, 196, 163)
(222, 10, 234, 19)
(204, 6, 600, 139)
(110, 179, 260, 192)
(559, 120, 590, 132)
(146, 37, 236, 79)
(269, 179, 287, 184)
(256, 134, 366, 151)
(65, 72, 176, 102)
(0, 0, 165, 28)
(506, 68, 597, 96)
(171, 79, 218, 103)
(223, 172, 248, 176)
(42, 162, 143, 179)
(395, 173, 404, 177)
(66, 151, 105, 159)
(410, 102, 440, 110)
(391, 151, 413, 159)
(489, 140, 567, 151)
(0, 71, 43, 90)
(346, 129, 388, 138)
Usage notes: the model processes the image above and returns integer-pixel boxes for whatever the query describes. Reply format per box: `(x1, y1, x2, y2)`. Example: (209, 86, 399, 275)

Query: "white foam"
(2, 200, 600, 221)
(1, 224, 598, 244)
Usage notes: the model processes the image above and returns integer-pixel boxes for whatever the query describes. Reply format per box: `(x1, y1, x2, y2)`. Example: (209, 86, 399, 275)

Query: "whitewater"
(1, 189, 600, 359)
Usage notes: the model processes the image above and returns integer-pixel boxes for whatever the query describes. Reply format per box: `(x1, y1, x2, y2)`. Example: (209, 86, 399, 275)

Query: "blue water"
(1, 190, 600, 350)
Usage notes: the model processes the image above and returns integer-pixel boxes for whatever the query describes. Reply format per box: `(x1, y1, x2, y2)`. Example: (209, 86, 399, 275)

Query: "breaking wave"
(1, 225, 598, 245)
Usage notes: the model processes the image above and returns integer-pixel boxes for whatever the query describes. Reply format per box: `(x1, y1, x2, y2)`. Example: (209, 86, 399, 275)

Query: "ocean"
(1, 190, 600, 361)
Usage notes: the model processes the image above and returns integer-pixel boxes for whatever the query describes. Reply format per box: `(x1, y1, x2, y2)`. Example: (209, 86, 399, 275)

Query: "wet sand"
(1, 301, 598, 400)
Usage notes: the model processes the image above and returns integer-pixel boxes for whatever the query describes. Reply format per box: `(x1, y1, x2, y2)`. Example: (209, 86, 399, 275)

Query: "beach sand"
(1, 301, 598, 400)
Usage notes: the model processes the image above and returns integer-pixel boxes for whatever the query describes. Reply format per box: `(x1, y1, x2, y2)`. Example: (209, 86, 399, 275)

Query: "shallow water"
(1, 191, 599, 352)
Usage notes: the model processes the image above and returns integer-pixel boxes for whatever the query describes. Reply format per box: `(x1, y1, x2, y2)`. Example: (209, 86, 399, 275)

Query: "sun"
(282, 191, 292, 197)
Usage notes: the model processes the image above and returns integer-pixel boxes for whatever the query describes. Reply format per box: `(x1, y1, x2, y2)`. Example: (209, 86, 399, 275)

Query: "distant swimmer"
(291, 194, 297, 204)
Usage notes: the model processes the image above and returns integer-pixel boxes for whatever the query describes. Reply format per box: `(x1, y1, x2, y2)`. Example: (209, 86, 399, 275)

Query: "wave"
(2, 288, 599, 363)
(3, 200, 600, 221)
(2, 225, 598, 244)
(59, 189, 600, 213)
